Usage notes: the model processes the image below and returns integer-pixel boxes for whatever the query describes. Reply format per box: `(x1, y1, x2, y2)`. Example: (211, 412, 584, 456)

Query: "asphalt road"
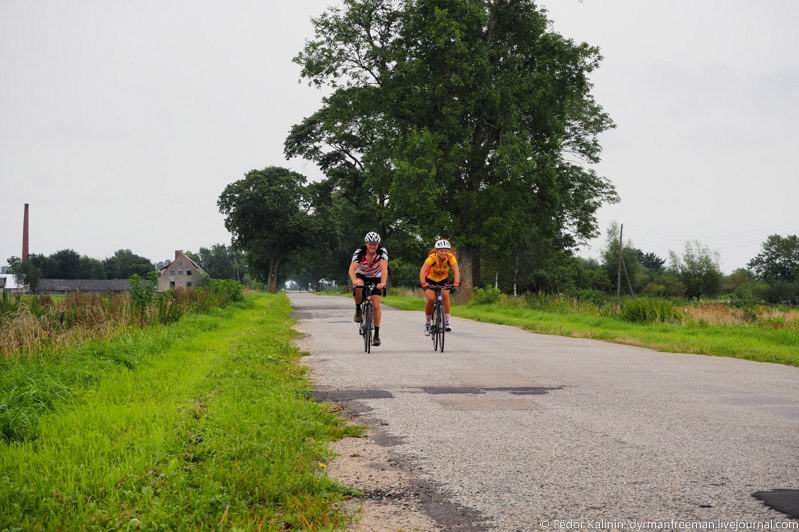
(290, 292, 799, 530)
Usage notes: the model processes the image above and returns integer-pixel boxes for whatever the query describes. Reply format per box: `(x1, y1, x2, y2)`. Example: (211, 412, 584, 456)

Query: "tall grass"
(0, 279, 243, 357)
(0, 293, 359, 528)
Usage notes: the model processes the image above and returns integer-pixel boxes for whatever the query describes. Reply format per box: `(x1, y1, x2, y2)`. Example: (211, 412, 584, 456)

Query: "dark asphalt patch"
(753, 489, 799, 519)
(411, 478, 490, 531)
(422, 386, 563, 395)
(312, 389, 394, 401)
(373, 429, 405, 447)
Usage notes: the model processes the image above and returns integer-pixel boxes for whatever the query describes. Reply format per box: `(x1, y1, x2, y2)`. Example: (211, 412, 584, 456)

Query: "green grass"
(382, 294, 799, 367)
(0, 293, 359, 529)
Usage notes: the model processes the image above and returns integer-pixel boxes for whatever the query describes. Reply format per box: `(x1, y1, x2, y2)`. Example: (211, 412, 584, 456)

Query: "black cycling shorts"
(424, 278, 451, 291)
(353, 274, 387, 297)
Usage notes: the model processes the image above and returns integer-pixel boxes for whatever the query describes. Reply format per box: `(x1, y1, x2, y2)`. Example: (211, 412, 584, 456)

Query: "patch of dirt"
(329, 436, 439, 531)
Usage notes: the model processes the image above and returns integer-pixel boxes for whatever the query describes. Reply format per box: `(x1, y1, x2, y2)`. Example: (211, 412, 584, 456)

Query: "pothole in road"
(753, 489, 799, 519)
(421, 385, 563, 395)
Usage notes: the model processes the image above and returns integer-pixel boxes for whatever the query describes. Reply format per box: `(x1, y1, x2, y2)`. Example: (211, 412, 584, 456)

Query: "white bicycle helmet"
(434, 239, 451, 249)
(364, 231, 381, 243)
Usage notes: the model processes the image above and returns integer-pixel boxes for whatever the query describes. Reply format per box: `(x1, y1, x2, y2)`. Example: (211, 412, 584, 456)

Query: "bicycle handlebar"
(420, 282, 457, 292)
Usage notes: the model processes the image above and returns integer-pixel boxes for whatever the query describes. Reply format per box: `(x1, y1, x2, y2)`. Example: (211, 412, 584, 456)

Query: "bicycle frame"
(424, 283, 453, 353)
(356, 282, 379, 353)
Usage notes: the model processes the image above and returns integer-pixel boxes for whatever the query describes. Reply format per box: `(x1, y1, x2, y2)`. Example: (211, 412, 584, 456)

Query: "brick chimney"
(22, 203, 29, 261)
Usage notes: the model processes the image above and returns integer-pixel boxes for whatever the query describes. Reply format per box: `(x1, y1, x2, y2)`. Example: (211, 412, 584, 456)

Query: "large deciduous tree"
(748, 234, 799, 282)
(218, 167, 311, 292)
(289, 0, 617, 300)
(669, 241, 722, 298)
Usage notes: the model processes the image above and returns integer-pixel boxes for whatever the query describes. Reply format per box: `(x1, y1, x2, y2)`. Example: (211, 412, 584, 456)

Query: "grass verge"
(0, 292, 359, 529)
(381, 294, 799, 367)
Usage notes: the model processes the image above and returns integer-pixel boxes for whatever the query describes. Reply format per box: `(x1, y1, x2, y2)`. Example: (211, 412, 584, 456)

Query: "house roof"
(184, 254, 205, 273)
(37, 279, 131, 292)
(160, 251, 207, 276)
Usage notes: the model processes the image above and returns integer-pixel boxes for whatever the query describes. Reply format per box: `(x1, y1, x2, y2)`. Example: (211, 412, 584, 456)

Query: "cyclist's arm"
(349, 262, 362, 286)
(452, 262, 461, 287)
(377, 260, 388, 289)
(419, 262, 432, 285)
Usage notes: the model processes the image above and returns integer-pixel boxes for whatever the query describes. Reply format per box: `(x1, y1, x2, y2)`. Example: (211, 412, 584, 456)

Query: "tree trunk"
(455, 245, 481, 304)
(267, 257, 281, 293)
(513, 267, 518, 297)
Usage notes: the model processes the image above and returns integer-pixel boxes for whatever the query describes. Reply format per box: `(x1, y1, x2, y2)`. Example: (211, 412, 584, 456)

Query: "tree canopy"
(287, 0, 618, 298)
(218, 167, 312, 292)
(748, 234, 799, 282)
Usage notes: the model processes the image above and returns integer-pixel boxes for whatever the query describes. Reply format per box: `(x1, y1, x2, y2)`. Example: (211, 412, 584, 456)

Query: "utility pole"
(621, 251, 635, 296)
(616, 223, 623, 298)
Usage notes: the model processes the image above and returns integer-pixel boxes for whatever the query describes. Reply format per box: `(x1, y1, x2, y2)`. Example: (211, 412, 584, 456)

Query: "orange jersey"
(423, 252, 458, 282)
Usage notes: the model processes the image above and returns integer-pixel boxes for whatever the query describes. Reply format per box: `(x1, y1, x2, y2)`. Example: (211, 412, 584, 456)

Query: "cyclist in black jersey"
(348, 231, 389, 346)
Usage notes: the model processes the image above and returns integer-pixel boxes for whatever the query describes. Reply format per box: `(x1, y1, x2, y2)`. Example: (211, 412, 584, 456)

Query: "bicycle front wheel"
(432, 303, 442, 352)
(363, 304, 373, 353)
(436, 304, 445, 352)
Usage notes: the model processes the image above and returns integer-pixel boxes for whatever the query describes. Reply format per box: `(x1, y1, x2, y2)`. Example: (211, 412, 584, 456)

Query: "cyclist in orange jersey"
(418, 239, 460, 335)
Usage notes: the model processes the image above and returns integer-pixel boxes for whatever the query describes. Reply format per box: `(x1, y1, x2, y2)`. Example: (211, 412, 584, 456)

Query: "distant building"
(158, 250, 206, 292)
(0, 274, 22, 294)
(37, 279, 130, 295)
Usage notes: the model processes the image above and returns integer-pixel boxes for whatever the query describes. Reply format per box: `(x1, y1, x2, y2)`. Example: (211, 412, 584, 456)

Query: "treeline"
(6, 250, 154, 284)
(5, 245, 251, 291)
(507, 226, 799, 305)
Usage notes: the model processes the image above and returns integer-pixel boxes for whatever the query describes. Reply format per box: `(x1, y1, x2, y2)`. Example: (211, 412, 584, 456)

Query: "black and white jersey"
(352, 246, 388, 278)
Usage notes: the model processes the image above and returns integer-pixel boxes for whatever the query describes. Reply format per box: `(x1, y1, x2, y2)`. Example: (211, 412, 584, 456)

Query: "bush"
(156, 293, 183, 324)
(762, 280, 799, 306)
(205, 279, 244, 305)
(670, 241, 722, 298)
(388, 258, 420, 288)
(620, 298, 680, 323)
(472, 287, 501, 305)
(567, 289, 609, 307)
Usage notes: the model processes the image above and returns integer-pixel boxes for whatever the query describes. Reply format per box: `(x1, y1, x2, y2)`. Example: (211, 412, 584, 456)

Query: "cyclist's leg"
(353, 274, 364, 304)
(370, 291, 382, 345)
(371, 294, 382, 326)
(424, 280, 436, 324)
(352, 275, 365, 322)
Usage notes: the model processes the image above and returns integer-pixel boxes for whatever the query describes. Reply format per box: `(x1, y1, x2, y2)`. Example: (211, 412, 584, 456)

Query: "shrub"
(762, 280, 799, 306)
(669, 241, 722, 298)
(129, 273, 157, 323)
(388, 258, 420, 288)
(472, 287, 501, 305)
(156, 293, 183, 324)
(206, 279, 244, 305)
(567, 289, 609, 307)
(620, 298, 680, 323)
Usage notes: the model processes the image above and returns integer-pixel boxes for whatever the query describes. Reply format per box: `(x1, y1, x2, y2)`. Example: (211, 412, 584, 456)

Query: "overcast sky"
(2, 1, 797, 272)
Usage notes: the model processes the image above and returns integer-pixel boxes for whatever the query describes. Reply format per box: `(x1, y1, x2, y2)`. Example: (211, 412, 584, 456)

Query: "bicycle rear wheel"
(363, 304, 373, 353)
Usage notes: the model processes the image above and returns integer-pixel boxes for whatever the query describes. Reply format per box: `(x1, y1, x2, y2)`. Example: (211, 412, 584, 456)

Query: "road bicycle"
(423, 283, 455, 353)
(356, 282, 378, 353)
